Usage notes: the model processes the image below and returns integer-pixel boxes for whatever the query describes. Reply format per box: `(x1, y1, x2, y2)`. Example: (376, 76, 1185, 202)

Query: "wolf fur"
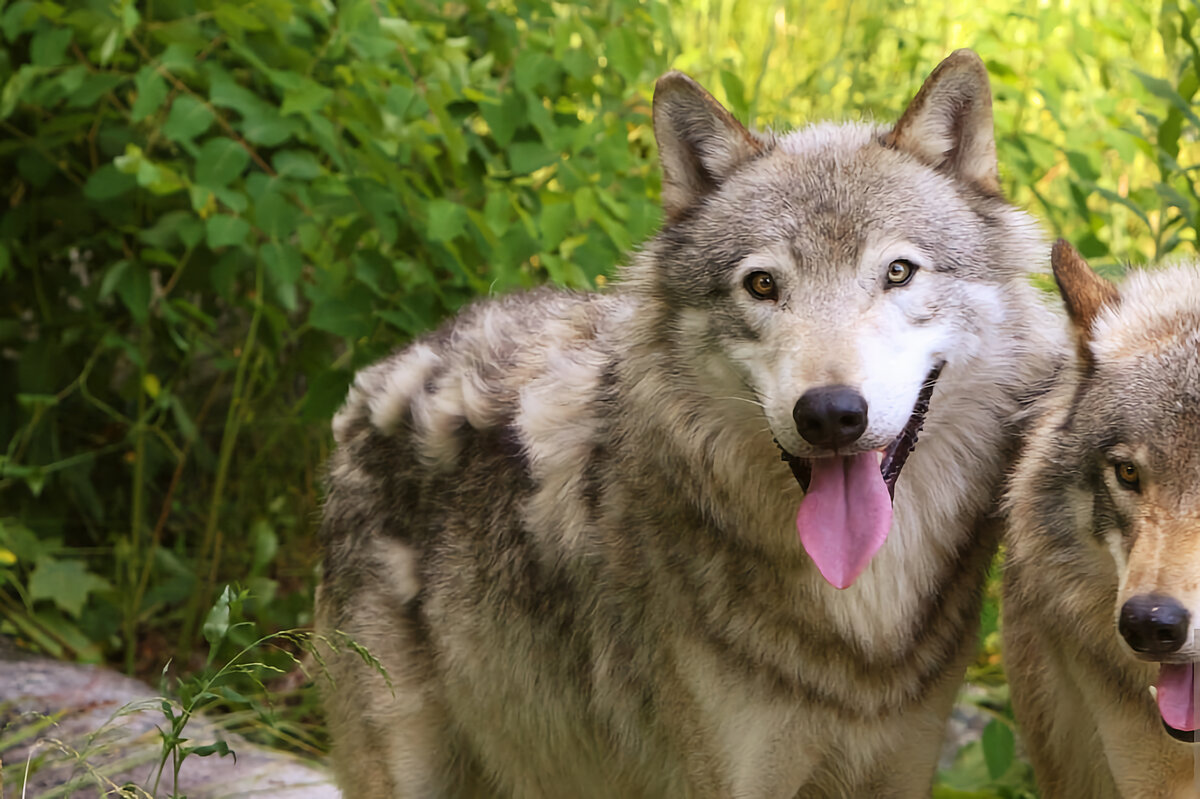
(1004, 241, 1200, 799)
(315, 50, 1065, 798)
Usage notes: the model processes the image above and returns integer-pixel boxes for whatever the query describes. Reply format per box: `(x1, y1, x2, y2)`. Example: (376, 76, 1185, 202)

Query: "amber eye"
(1114, 461, 1140, 490)
(886, 259, 917, 286)
(744, 271, 778, 301)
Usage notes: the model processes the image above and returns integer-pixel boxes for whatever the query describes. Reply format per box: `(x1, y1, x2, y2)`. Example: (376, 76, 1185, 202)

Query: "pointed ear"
(1051, 238, 1119, 361)
(884, 49, 999, 194)
(653, 71, 765, 220)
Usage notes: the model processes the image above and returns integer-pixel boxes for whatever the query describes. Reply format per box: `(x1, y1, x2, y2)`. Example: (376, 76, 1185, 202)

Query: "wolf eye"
(744, 271, 778, 301)
(1114, 462, 1140, 491)
(885, 259, 917, 287)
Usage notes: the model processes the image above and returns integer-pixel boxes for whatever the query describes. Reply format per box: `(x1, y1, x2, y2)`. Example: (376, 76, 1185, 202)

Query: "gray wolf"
(1004, 240, 1200, 798)
(315, 50, 1064, 798)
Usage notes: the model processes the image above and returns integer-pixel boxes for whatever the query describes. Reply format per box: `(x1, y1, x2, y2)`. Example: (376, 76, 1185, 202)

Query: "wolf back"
(1004, 241, 1200, 799)
(316, 50, 1066, 798)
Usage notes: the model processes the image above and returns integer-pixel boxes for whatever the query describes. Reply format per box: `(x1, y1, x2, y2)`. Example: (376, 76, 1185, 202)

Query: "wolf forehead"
(1077, 263, 1200, 447)
(650, 122, 1016, 272)
(1091, 263, 1200, 361)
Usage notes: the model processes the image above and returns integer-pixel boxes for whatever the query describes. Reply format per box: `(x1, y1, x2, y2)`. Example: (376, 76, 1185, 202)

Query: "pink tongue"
(795, 452, 893, 589)
(1157, 663, 1197, 731)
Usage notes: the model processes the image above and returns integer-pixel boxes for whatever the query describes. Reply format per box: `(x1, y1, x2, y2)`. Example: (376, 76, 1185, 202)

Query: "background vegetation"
(1, 0, 1197, 795)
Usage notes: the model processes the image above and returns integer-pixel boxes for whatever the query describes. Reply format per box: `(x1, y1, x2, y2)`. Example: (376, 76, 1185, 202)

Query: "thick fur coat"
(316, 51, 1065, 798)
(1004, 241, 1200, 798)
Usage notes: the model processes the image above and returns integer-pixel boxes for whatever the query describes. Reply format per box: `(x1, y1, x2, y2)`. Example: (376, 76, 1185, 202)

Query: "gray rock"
(0, 638, 338, 798)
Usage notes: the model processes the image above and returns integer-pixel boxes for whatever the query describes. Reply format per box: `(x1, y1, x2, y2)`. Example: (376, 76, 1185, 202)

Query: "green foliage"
(673, 0, 1200, 269)
(3, 0, 1200, 793)
(0, 0, 669, 669)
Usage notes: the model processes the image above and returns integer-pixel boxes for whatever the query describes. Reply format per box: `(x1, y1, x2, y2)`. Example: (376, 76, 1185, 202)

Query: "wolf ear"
(1051, 238, 1119, 358)
(885, 49, 999, 194)
(653, 71, 765, 220)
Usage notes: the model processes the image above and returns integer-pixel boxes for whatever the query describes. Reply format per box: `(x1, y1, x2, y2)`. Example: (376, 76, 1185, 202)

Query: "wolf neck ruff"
(778, 362, 944, 589)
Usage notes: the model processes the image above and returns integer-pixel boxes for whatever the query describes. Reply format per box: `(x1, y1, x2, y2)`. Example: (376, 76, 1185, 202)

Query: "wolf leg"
(1003, 601, 1121, 799)
(315, 577, 498, 798)
(857, 698, 960, 798)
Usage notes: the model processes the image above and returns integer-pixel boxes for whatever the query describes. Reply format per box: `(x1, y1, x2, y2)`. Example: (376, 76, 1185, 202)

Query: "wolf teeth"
(1149, 685, 1158, 700)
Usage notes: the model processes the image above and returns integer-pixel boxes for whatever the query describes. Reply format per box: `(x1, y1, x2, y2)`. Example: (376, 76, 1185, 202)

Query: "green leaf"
(67, 73, 123, 108)
(29, 26, 72, 67)
(260, 241, 302, 287)
(308, 295, 373, 339)
(203, 585, 234, 647)
(0, 518, 47, 562)
(508, 141, 556, 175)
(115, 260, 151, 324)
(84, 164, 136, 201)
(98, 259, 130, 301)
(254, 189, 299, 238)
(162, 96, 215, 143)
(28, 557, 112, 618)
(719, 69, 749, 120)
(1, 1, 36, 41)
(130, 65, 168, 121)
(137, 210, 204, 250)
(195, 137, 251, 188)
(280, 80, 333, 115)
(981, 719, 1014, 780)
(385, 83, 416, 119)
(479, 92, 523, 147)
(205, 215, 251, 249)
(539, 199, 573, 250)
(250, 519, 277, 573)
(1134, 69, 1200, 131)
(514, 50, 555, 92)
(170, 395, 198, 442)
(214, 2, 265, 33)
(426, 198, 467, 243)
(186, 739, 235, 760)
(302, 369, 353, 422)
(113, 144, 186, 195)
(602, 27, 641, 84)
(240, 106, 300, 146)
(272, 149, 322, 179)
(0, 65, 41, 119)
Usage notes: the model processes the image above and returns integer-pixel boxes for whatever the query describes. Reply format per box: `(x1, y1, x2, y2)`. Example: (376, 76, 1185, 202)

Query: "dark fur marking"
(581, 444, 608, 516)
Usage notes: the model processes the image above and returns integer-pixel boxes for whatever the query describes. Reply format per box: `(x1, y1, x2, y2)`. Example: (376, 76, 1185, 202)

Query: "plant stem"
(124, 326, 149, 675)
(178, 262, 264, 657)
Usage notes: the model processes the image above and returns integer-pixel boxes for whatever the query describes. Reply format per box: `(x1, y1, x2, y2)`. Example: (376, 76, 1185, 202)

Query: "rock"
(0, 638, 338, 798)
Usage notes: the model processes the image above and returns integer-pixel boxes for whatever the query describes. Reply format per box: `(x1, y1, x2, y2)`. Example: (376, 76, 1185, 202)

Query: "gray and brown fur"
(1004, 240, 1200, 798)
(316, 50, 1065, 798)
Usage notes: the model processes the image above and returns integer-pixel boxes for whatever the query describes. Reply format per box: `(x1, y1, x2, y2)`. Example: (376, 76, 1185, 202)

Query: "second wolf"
(1004, 241, 1200, 798)
(316, 51, 1066, 797)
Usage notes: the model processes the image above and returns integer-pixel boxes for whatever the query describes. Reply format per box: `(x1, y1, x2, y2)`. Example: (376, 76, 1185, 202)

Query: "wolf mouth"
(777, 362, 944, 497)
(1154, 663, 1198, 743)
(1163, 719, 1196, 744)
(776, 363, 944, 589)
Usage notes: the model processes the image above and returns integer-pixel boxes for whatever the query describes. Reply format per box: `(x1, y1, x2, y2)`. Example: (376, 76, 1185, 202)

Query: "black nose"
(1119, 594, 1191, 656)
(793, 386, 868, 450)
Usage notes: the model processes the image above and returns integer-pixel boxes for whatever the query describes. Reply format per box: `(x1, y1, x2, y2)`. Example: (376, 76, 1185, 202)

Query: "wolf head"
(1050, 240, 1200, 742)
(629, 51, 1042, 588)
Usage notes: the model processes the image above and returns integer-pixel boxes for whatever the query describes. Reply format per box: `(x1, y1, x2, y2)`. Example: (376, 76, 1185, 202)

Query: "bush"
(0, 0, 671, 669)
